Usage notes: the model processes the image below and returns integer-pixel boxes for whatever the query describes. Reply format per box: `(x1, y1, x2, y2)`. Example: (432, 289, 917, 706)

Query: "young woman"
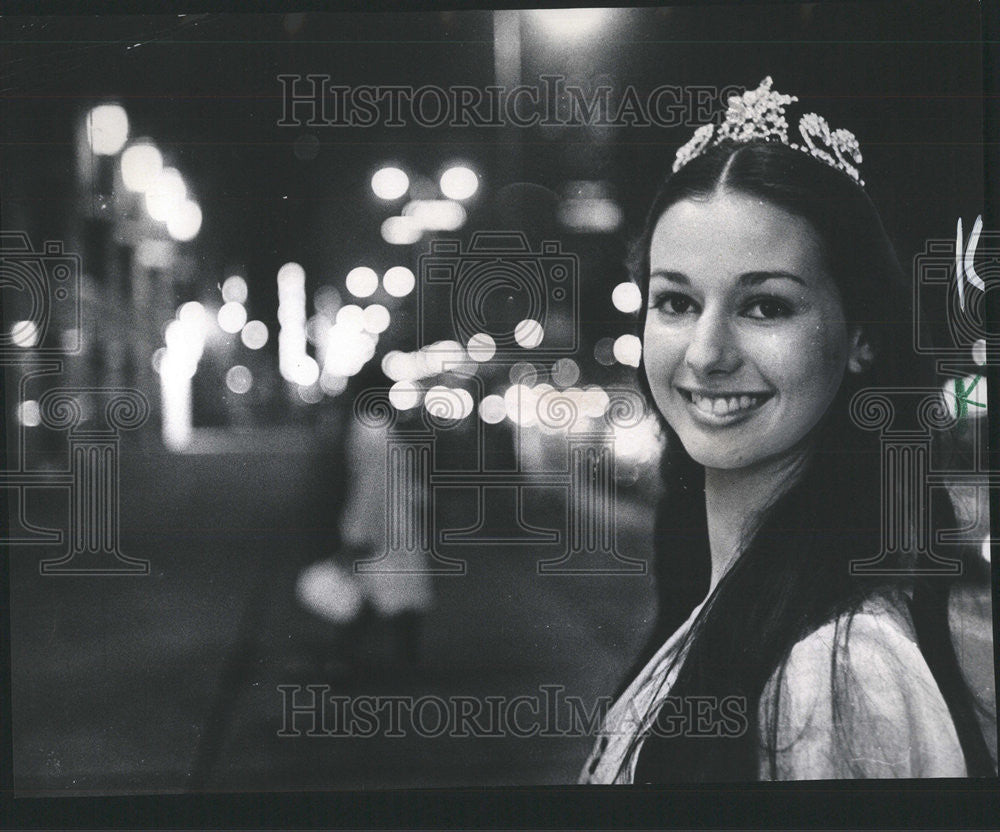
(580, 79, 995, 783)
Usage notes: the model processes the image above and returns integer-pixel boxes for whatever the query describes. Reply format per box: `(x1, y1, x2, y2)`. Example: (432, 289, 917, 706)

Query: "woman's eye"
(744, 297, 792, 319)
(652, 292, 697, 316)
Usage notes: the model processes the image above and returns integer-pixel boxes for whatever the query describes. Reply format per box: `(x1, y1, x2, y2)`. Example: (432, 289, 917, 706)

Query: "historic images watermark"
(277, 684, 748, 740)
(277, 76, 743, 129)
(350, 232, 650, 578)
(847, 217, 996, 575)
(1, 231, 150, 575)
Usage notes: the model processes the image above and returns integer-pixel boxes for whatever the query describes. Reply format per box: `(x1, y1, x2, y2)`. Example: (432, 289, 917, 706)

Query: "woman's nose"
(684, 311, 741, 375)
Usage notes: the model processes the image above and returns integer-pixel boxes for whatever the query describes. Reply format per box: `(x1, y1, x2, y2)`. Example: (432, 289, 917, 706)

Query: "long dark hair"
(618, 140, 994, 782)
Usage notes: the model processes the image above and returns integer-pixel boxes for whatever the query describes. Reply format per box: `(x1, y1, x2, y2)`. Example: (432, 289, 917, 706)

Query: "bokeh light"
(16, 399, 41, 427)
(439, 166, 479, 200)
(531, 8, 611, 39)
(514, 319, 544, 349)
(241, 320, 269, 350)
(380, 216, 422, 245)
(336, 304, 365, 331)
(509, 362, 537, 386)
(120, 142, 162, 192)
(613, 334, 642, 367)
(612, 282, 642, 314)
(363, 304, 390, 334)
(222, 275, 248, 304)
(594, 336, 615, 366)
(478, 394, 507, 424)
(383, 266, 416, 297)
(145, 167, 186, 223)
(467, 332, 496, 362)
(225, 365, 253, 395)
(371, 166, 410, 200)
(217, 301, 248, 334)
(11, 320, 39, 348)
(167, 200, 202, 242)
(389, 381, 422, 410)
(551, 357, 580, 387)
(86, 104, 129, 155)
(346, 266, 379, 298)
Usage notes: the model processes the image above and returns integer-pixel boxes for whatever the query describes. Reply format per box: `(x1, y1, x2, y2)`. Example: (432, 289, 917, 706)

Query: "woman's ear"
(847, 328, 875, 374)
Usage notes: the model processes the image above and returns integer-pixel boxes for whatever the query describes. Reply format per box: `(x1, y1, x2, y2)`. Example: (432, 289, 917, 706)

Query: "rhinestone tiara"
(672, 77, 865, 187)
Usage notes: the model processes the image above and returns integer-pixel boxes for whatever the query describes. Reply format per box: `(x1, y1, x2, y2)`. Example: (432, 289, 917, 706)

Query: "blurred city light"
(514, 319, 544, 349)
(531, 8, 612, 39)
(402, 199, 467, 231)
(345, 266, 379, 298)
(439, 166, 479, 200)
(362, 303, 391, 334)
(335, 304, 365, 331)
(167, 200, 202, 242)
(558, 197, 623, 233)
(160, 353, 193, 451)
(371, 166, 410, 200)
(389, 380, 422, 410)
(314, 285, 343, 317)
(467, 332, 496, 362)
(613, 333, 642, 367)
(16, 399, 41, 428)
(478, 394, 507, 424)
(383, 266, 416, 298)
(614, 415, 662, 464)
(421, 340, 466, 376)
(10, 320, 39, 348)
(241, 320, 269, 350)
(86, 103, 129, 156)
(177, 301, 211, 342)
(973, 338, 986, 366)
(551, 357, 580, 387)
(581, 385, 610, 418)
(225, 365, 253, 395)
(982, 538, 991, 564)
(217, 301, 248, 334)
(145, 167, 187, 223)
(424, 385, 467, 420)
(222, 275, 249, 304)
(509, 361, 537, 386)
(297, 383, 324, 404)
(504, 383, 539, 427)
(380, 216, 422, 245)
(320, 372, 348, 397)
(277, 261, 306, 289)
(594, 336, 615, 366)
(120, 142, 163, 192)
(151, 346, 166, 374)
(286, 354, 321, 387)
(612, 281, 642, 313)
(277, 262, 308, 383)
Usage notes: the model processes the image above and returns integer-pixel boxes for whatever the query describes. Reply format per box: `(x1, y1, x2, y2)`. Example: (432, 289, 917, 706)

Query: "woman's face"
(643, 190, 863, 471)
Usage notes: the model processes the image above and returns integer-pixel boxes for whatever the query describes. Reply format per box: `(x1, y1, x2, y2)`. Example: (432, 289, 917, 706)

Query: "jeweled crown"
(672, 77, 865, 187)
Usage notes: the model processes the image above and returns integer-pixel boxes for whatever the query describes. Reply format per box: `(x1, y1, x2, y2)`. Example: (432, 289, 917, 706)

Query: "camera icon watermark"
(2, 231, 149, 575)
(0, 231, 82, 355)
(418, 232, 579, 357)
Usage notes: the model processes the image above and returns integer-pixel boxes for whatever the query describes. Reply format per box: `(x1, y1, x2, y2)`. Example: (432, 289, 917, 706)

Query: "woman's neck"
(703, 449, 811, 594)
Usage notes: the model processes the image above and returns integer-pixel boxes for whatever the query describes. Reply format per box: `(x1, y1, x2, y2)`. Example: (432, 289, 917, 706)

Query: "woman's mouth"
(678, 388, 773, 421)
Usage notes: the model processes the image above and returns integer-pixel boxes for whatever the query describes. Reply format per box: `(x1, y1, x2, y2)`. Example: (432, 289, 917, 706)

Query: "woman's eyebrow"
(649, 269, 806, 287)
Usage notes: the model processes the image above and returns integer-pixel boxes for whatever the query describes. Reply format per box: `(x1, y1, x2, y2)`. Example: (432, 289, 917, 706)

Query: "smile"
(678, 388, 773, 422)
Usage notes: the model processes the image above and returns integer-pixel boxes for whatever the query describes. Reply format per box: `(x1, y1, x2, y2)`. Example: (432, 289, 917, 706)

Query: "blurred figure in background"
(295, 380, 434, 670)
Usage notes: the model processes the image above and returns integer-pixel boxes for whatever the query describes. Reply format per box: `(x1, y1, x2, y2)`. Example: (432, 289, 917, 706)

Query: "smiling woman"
(579, 79, 995, 784)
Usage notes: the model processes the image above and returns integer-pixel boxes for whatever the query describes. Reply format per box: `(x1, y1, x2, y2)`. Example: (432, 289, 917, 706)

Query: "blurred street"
(9, 430, 660, 792)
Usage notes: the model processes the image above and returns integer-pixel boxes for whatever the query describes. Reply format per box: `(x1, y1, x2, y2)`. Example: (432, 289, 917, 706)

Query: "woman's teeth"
(689, 391, 764, 416)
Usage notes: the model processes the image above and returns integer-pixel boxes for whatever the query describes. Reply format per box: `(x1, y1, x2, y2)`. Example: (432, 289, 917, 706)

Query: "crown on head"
(672, 77, 865, 187)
